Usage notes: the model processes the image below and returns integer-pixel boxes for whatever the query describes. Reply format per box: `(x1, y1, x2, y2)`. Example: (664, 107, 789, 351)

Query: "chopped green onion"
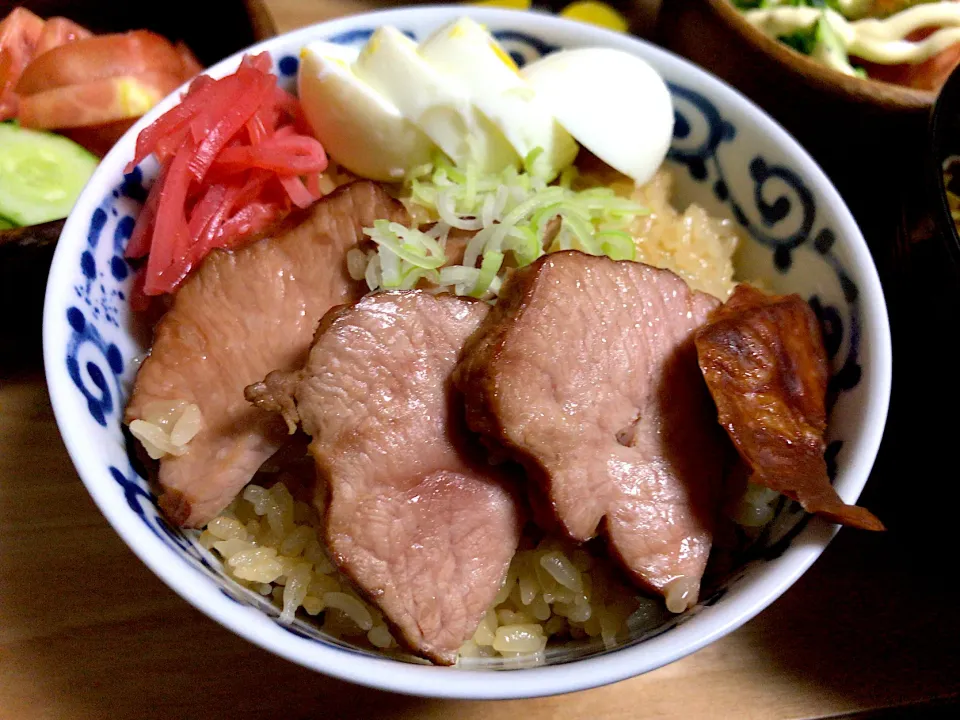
(379, 246, 402, 288)
(504, 225, 540, 268)
(399, 267, 441, 290)
(597, 230, 637, 261)
(486, 187, 567, 256)
(558, 165, 579, 190)
(364, 253, 382, 291)
(470, 251, 504, 298)
(364, 220, 446, 269)
(464, 161, 479, 210)
(358, 147, 650, 299)
(439, 265, 481, 296)
(562, 210, 599, 254)
(523, 146, 546, 179)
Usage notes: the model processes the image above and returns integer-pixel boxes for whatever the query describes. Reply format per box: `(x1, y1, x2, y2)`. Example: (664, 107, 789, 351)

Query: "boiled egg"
(352, 26, 519, 173)
(298, 41, 436, 181)
(418, 17, 578, 179)
(520, 48, 673, 185)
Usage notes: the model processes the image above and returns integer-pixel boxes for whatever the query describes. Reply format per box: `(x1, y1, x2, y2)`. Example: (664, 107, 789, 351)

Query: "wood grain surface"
(2, 2, 959, 719)
(2, 371, 959, 719)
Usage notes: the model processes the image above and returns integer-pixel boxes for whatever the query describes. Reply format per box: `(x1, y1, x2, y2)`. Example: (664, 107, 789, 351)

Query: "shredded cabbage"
(361, 150, 649, 299)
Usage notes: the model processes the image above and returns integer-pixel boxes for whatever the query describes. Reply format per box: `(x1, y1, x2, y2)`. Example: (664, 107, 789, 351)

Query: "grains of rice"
(467, 536, 648, 659)
(201, 482, 662, 661)
(324, 592, 374, 631)
(729, 483, 780, 528)
(492, 624, 546, 654)
(199, 382, 782, 662)
(129, 400, 203, 459)
(368, 623, 394, 648)
(200, 483, 396, 650)
(663, 576, 699, 614)
(626, 169, 739, 301)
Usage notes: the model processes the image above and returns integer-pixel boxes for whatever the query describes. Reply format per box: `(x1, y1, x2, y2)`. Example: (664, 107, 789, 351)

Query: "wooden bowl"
(656, 0, 932, 275)
(0, 0, 259, 372)
(656, 0, 934, 112)
(862, 64, 960, 561)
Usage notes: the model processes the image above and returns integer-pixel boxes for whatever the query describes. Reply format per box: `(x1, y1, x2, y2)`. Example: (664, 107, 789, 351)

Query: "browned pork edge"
(453, 251, 724, 587)
(453, 257, 550, 452)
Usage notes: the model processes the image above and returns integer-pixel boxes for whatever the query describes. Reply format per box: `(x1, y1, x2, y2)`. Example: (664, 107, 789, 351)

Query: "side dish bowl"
(0, 0, 258, 371)
(42, 5, 892, 700)
(657, 0, 935, 112)
(655, 0, 933, 259)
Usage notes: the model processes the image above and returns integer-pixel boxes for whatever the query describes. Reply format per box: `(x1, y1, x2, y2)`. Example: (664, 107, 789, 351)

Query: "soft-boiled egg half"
(297, 42, 434, 181)
(297, 17, 673, 184)
(521, 47, 674, 185)
(417, 17, 577, 179)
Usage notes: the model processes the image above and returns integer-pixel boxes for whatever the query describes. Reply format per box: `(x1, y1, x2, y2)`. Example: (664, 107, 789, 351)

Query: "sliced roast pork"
(125, 181, 409, 527)
(246, 291, 522, 664)
(454, 251, 726, 611)
(694, 284, 884, 531)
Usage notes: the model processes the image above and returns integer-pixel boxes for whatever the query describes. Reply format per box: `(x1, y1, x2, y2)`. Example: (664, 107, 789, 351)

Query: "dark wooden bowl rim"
(928, 63, 960, 268)
(706, 0, 935, 111)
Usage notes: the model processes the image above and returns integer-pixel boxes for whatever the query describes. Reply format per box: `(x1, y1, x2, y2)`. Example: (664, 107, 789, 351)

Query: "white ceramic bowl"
(42, 5, 892, 700)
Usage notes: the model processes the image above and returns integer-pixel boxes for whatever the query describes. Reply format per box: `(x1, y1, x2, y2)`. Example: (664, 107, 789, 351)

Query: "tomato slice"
(62, 118, 136, 157)
(868, 45, 960, 91)
(175, 41, 203, 80)
(3, 13, 201, 154)
(857, 26, 960, 92)
(18, 70, 183, 129)
(0, 8, 44, 51)
(34, 17, 91, 56)
(0, 48, 15, 118)
(0, 7, 44, 120)
(17, 30, 185, 96)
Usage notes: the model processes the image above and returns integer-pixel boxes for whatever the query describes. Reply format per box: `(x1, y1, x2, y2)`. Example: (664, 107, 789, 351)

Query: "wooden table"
(2, 371, 959, 719)
(3, 2, 960, 718)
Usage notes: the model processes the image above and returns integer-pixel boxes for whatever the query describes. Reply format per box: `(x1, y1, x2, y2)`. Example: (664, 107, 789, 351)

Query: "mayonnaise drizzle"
(745, 2, 960, 71)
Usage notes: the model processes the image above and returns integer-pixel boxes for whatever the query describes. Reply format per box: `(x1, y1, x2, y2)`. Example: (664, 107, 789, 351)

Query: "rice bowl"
(43, 5, 891, 699)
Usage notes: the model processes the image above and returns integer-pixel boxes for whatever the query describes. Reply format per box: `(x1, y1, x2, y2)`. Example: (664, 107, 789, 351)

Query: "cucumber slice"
(0, 215, 16, 230)
(0, 123, 98, 227)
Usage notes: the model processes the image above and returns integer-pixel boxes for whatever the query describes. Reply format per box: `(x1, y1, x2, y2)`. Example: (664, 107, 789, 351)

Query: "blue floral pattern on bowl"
(46, 9, 885, 683)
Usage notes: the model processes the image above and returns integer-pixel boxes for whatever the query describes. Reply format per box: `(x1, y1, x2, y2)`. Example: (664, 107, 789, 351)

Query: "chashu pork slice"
(246, 291, 522, 664)
(454, 251, 726, 612)
(125, 181, 408, 527)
